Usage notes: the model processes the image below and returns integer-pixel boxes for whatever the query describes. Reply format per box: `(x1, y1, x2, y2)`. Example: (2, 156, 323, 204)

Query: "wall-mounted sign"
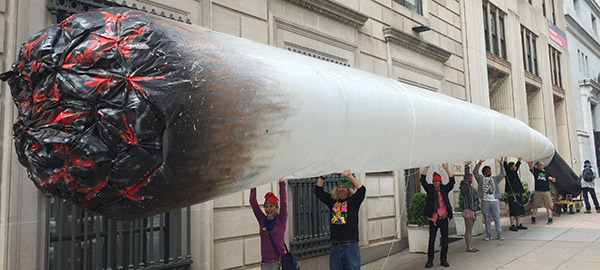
(548, 21, 567, 50)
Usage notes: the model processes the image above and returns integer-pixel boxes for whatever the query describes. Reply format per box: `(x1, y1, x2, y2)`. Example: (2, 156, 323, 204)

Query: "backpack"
(583, 167, 595, 182)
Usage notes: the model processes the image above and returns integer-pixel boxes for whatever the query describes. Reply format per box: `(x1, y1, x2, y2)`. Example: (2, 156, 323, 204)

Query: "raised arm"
(249, 187, 265, 221)
(341, 169, 363, 189)
(314, 175, 334, 206)
(473, 160, 484, 183)
(442, 163, 455, 190)
(464, 161, 471, 182)
(420, 166, 433, 192)
(516, 157, 522, 170)
(278, 179, 288, 221)
(494, 159, 506, 183)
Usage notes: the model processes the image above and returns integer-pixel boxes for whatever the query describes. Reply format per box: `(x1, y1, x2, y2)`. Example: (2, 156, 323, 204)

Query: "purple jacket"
(250, 181, 288, 261)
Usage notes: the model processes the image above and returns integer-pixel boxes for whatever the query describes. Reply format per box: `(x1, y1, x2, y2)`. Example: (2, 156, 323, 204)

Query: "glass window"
(500, 16, 507, 60)
(394, 0, 423, 15)
(521, 30, 526, 68)
(533, 38, 538, 75)
(542, 0, 547, 17)
(491, 10, 499, 56)
(483, 5, 490, 53)
(526, 35, 532, 73)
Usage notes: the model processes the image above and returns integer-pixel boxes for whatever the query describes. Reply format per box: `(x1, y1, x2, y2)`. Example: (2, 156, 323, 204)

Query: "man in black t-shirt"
(314, 169, 365, 270)
(528, 161, 556, 225)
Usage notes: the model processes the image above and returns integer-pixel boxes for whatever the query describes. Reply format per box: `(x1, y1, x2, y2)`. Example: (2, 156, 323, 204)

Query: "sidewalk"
(363, 209, 600, 270)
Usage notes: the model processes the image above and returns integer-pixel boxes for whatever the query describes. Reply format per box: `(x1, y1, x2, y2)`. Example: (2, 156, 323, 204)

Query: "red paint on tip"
(117, 165, 159, 202)
(84, 74, 114, 93)
(126, 74, 165, 97)
(24, 33, 47, 59)
(119, 113, 138, 145)
(78, 172, 110, 208)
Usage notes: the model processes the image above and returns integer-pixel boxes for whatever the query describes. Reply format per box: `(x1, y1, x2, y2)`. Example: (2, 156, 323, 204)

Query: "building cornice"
(580, 78, 600, 93)
(382, 27, 452, 63)
(282, 0, 369, 28)
(566, 14, 600, 59)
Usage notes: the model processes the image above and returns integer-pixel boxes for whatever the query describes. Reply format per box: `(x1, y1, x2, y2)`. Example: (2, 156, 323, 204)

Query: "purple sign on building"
(548, 21, 567, 50)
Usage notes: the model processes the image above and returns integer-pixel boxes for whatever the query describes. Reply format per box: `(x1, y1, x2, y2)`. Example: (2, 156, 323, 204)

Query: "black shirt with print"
(314, 185, 366, 242)
(531, 168, 552, 191)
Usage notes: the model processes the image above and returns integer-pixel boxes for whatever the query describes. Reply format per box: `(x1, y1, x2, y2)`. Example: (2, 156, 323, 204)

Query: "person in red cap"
(250, 179, 288, 270)
(420, 163, 454, 268)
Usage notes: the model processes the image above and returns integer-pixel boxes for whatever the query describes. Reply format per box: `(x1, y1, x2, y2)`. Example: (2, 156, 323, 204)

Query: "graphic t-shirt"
(331, 201, 348, 224)
(531, 168, 551, 191)
(314, 185, 366, 242)
(482, 177, 496, 201)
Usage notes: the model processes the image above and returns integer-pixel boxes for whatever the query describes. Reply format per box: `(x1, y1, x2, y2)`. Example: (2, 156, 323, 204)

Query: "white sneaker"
(484, 236, 493, 241)
(497, 236, 504, 241)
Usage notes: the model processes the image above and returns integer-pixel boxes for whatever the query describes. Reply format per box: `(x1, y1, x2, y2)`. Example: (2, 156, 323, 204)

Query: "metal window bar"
(44, 196, 192, 270)
(289, 174, 348, 259)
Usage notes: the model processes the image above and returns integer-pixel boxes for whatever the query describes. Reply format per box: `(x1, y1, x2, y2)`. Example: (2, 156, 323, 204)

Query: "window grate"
(45, 197, 192, 270)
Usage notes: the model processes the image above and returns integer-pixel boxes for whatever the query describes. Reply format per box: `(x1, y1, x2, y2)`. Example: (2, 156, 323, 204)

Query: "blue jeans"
(482, 200, 502, 238)
(582, 187, 600, 211)
(330, 242, 360, 270)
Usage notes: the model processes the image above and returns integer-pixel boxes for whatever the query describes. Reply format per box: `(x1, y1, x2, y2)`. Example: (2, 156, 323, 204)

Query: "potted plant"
(452, 188, 483, 236)
(407, 193, 439, 253)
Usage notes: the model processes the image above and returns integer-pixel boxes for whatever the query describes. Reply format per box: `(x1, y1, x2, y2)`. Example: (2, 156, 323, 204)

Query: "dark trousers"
(582, 187, 600, 211)
(427, 218, 448, 262)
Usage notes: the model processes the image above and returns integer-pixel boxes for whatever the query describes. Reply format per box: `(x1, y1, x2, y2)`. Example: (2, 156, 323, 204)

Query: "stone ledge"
(283, 0, 369, 28)
(383, 27, 452, 63)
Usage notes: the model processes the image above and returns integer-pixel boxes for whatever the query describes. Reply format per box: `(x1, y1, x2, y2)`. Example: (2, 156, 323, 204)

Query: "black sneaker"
(531, 216, 536, 224)
(509, 225, 518, 231)
(441, 260, 450, 267)
(517, 224, 528, 230)
(547, 218, 553, 225)
(425, 261, 433, 268)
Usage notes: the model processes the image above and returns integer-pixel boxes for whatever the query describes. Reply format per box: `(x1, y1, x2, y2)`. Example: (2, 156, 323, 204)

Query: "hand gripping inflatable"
(0, 8, 579, 219)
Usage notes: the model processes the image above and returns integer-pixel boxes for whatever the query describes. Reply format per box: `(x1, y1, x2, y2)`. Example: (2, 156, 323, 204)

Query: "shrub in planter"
(408, 193, 428, 226)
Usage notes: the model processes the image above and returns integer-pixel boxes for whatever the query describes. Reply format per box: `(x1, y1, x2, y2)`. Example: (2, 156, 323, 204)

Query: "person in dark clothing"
(460, 161, 478, 252)
(579, 160, 600, 213)
(528, 161, 556, 225)
(503, 157, 528, 231)
(421, 163, 455, 268)
(314, 169, 365, 270)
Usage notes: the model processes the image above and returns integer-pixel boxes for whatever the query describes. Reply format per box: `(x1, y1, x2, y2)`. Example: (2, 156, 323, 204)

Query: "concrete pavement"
(363, 208, 600, 270)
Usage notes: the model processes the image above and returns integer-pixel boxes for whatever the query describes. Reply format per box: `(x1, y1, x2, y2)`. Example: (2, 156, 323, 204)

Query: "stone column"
(190, 201, 214, 270)
(0, 0, 48, 269)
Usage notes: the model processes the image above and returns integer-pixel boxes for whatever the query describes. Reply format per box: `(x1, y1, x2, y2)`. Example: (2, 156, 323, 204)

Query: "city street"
(364, 207, 600, 270)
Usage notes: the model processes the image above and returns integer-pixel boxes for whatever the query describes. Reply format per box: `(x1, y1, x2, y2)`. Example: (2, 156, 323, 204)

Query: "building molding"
(383, 27, 452, 63)
(282, 0, 369, 28)
(274, 17, 358, 51)
(566, 14, 600, 59)
(284, 41, 350, 66)
(392, 58, 445, 80)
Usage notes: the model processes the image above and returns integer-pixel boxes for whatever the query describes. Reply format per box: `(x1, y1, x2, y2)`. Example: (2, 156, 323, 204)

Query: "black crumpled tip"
(0, 8, 179, 212)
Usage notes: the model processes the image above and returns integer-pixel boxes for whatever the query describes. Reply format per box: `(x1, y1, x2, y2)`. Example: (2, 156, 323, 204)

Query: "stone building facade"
(564, 0, 600, 169)
(462, 0, 579, 183)
(0, 0, 577, 270)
